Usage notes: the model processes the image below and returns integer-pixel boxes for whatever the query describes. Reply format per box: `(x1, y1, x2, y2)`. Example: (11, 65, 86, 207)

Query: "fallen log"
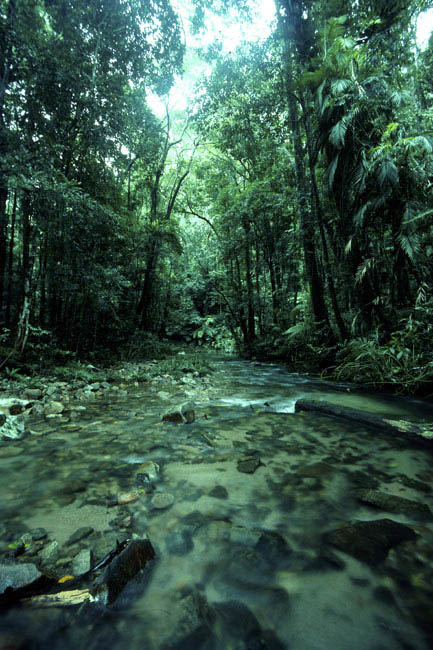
(294, 399, 433, 447)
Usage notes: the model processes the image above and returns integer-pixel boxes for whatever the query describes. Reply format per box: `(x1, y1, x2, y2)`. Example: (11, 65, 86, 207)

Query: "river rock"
(44, 401, 65, 416)
(0, 415, 26, 440)
(165, 529, 194, 556)
(237, 457, 262, 474)
(209, 485, 228, 499)
(256, 530, 293, 569)
(160, 588, 213, 650)
(214, 600, 285, 650)
(162, 402, 195, 424)
(325, 518, 418, 565)
(117, 491, 138, 505)
(66, 526, 94, 545)
(23, 388, 43, 400)
(358, 490, 432, 519)
(72, 548, 92, 574)
(40, 540, 59, 562)
(151, 492, 175, 510)
(0, 562, 42, 595)
(134, 460, 159, 482)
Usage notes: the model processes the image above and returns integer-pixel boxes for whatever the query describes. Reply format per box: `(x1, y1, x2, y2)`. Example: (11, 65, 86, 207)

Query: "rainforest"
(1, 2, 433, 650)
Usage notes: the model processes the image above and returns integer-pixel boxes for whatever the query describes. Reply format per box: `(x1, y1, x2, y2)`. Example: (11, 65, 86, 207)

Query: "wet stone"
(40, 540, 59, 562)
(72, 548, 92, 575)
(358, 490, 432, 520)
(165, 529, 194, 556)
(256, 530, 293, 570)
(66, 526, 94, 545)
(30, 528, 47, 541)
(62, 479, 87, 494)
(0, 562, 42, 595)
(151, 492, 175, 510)
(24, 388, 43, 400)
(325, 518, 418, 565)
(237, 457, 262, 474)
(208, 485, 228, 499)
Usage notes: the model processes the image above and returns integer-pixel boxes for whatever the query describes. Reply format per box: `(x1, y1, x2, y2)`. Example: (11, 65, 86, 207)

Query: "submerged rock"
(162, 402, 195, 424)
(237, 457, 262, 474)
(214, 600, 286, 650)
(325, 518, 418, 565)
(358, 490, 432, 519)
(66, 527, 94, 545)
(151, 492, 175, 510)
(208, 485, 228, 499)
(44, 401, 65, 416)
(161, 588, 213, 650)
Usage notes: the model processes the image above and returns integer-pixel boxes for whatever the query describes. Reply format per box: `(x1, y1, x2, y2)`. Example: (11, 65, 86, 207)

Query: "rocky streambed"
(0, 356, 433, 650)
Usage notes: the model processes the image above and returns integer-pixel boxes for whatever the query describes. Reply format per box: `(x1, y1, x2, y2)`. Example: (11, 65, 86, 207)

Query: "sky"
(147, 3, 433, 118)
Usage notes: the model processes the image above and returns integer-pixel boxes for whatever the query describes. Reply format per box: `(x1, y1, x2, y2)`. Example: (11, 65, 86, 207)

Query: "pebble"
(151, 492, 175, 509)
(44, 401, 65, 415)
(117, 491, 138, 505)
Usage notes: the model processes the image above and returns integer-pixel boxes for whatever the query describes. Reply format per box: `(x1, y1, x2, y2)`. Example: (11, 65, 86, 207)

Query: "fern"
(398, 233, 421, 261)
(377, 158, 398, 187)
(330, 78, 351, 95)
(355, 258, 374, 284)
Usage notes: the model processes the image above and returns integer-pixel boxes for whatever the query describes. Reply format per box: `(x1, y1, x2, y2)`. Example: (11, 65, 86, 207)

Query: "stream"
(1, 356, 433, 650)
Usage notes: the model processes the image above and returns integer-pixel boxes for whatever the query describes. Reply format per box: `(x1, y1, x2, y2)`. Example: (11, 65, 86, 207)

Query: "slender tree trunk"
(301, 94, 348, 341)
(5, 190, 16, 327)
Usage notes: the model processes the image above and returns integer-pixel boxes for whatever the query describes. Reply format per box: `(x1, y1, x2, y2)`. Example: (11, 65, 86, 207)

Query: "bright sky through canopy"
(148, 2, 433, 118)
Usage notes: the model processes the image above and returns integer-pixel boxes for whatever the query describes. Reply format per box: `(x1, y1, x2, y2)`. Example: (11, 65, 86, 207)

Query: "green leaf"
(327, 154, 340, 188)
(377, 158, 398, 187)
(330, 118, 348, 148)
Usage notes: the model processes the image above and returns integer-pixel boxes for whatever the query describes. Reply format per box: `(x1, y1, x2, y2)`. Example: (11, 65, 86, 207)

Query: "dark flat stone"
(325, 518, 417, 565)
(358, 490, 432, 520)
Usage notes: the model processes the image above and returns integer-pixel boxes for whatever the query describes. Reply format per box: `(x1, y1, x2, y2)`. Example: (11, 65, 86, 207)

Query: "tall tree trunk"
(276, 5, 330, 332)
(5, 190, 16, 327)
(301, 94, 348, 341)
(0, 0, 17, 322)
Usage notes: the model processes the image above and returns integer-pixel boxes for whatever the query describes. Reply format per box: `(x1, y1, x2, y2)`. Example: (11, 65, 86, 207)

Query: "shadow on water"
(1, 358, 433, 649)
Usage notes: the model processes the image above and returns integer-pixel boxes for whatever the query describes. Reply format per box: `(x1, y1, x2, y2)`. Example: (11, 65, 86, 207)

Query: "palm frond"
(326, 154, 340, 188)
(330, 117, 348, 148)
(377, 158, 398, 188)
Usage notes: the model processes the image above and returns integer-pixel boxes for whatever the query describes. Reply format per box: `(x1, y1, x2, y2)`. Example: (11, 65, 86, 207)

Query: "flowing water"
(1, 357, 433, 650)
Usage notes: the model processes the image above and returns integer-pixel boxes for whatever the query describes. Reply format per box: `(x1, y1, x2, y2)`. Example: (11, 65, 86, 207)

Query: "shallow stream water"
(1, 357, 433, 650)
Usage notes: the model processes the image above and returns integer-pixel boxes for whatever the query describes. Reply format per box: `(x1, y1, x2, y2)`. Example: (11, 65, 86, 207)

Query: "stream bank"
(0, 355, 433, 649)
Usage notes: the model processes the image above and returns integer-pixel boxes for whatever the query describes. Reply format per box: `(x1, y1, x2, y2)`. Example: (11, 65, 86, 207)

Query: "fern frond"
(330, 79, 351, 95)
(377, 158, 398, 187)
(355, 258, 374, 284)
(398, 233, 421, 261)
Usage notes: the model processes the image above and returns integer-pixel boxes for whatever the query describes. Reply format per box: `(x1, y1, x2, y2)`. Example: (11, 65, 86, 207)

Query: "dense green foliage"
(0, 0, 432, 394)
